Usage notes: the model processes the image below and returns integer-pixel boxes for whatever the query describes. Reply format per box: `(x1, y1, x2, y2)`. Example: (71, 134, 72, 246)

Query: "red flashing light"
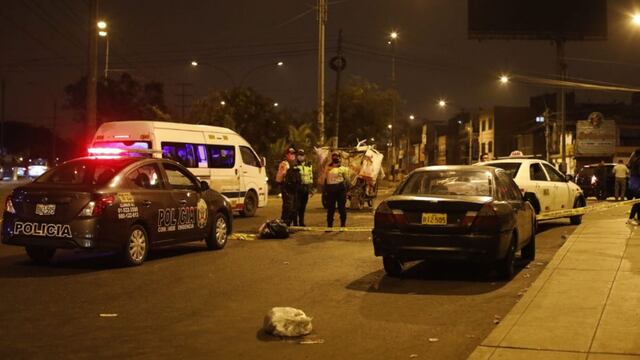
(88, 147, 125, 155)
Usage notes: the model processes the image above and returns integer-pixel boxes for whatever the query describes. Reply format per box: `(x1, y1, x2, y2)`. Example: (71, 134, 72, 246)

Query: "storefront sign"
(576, 118, 615, 156)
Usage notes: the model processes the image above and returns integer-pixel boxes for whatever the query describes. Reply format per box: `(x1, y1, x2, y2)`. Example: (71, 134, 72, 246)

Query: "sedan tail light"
(472, 202, 499, 231)
(374, 202, 407, 227)
(5, 196, 15, 214)
(79, 194, 115, 217)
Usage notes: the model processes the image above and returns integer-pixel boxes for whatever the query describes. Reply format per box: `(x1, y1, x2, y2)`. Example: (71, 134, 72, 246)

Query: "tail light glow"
(472, 202, 499, 231)
(79, 194, 115, 217)
(375, 202, 407, 226)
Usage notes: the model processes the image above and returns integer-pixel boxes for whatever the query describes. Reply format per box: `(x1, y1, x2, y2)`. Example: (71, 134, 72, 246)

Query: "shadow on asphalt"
(0, 243, 210, 278)
(346, 258, 531, 295)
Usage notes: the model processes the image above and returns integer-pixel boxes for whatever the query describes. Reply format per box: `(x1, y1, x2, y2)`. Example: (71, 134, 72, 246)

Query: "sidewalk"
(469, 206, 640, 360)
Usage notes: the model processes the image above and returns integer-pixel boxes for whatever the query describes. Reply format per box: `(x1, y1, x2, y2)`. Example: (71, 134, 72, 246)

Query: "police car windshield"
(35, 158, 136, 186)
(399, 170, 493, 197)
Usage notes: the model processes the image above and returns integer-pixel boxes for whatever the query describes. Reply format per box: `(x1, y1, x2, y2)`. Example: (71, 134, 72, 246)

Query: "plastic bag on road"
(263, 307, 313, 337)
(259, 219, 289, 239)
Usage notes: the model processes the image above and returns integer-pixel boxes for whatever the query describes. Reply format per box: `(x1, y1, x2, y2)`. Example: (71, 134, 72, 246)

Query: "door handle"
(142, 200, 152, 207)
(243, 171, 248, 174)
(178, 199, 187, 205)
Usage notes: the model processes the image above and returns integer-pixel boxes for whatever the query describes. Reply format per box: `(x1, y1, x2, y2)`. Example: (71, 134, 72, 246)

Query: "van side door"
(239, 145, 266, 206)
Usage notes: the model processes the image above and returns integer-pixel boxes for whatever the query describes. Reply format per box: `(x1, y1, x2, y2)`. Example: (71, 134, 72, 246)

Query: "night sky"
(2, 0, 640, 140)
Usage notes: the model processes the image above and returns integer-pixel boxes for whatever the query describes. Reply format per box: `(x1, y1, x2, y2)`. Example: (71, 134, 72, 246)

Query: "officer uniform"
(295, 149, 313, 227)
(276, 148, 296, 222)
(323, 153, 349, 228)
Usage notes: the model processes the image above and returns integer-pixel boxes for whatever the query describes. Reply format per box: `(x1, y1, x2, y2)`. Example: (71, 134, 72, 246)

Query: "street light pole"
(104, 35, 109, 78)
(556, 39, 567, 173)
(86, 0, 99, 141)
(317, 0, 327, 145)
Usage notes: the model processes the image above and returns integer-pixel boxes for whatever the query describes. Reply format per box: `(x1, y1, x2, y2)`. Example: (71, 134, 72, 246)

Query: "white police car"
(478, 151, 585, 224)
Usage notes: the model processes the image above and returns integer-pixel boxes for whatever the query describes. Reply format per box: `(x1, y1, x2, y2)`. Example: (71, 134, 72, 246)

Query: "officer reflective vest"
(325, 165, 349, 185)
(296, 163, 314, 185)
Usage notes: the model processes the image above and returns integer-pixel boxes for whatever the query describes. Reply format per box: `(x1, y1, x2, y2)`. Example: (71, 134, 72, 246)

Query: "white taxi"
(478, 152, 585, 224)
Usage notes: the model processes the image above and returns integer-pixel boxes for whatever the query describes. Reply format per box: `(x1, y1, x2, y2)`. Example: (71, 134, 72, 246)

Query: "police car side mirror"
(200, 181, 210, 191)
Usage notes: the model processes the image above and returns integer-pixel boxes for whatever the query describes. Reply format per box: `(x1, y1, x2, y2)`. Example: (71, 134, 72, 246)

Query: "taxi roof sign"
(510, 150, 524, 157)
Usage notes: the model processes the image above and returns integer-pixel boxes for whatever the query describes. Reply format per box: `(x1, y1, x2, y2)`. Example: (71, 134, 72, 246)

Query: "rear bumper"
(1, 214, 122, 250)
(372, 228, 512, 262)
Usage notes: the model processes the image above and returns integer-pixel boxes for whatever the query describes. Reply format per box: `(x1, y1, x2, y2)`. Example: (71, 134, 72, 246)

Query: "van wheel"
(122, 225, 148, 266)
(240, 191, 258, 217)
(25, 246, 55, 265)
(497, 236, 517, 280)
(206, 213, 229, 250)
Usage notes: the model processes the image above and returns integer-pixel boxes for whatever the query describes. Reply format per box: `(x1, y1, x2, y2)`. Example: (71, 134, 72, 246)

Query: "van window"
(207, 145, 235, 168)
(161, 142, 197, 168)
(196, 145, 208, 168)
(240, 146, 260, 167)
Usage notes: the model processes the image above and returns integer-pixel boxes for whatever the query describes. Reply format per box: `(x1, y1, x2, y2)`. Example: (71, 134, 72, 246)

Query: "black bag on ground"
(259, 219, 290, 239)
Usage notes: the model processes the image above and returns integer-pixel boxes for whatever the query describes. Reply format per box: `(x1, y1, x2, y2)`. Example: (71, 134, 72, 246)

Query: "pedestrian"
(612, 159, 629, 201)
(627, 149, 640, 225)
(276, 148, 297, 222)
(282, 157, 302, 226)
(480, 152, 490, 162)
(595, 160, 609, 200)
(295, 149, 313, 227)
(323, 152, 350, 228)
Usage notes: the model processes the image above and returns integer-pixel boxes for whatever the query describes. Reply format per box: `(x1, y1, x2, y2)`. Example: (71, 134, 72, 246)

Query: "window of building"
(488, 141, 493, 153)
(488, 117, 493, 130)
(481, 142, 486, 154)
(481, 120, 486, 132)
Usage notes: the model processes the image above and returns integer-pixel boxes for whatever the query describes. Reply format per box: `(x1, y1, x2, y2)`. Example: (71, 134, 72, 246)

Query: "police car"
(2, 148, 233, 266)
(478, 151, 586, 224)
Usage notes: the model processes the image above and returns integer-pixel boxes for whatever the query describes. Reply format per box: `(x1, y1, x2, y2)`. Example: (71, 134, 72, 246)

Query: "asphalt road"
(0, 182, 577, 360)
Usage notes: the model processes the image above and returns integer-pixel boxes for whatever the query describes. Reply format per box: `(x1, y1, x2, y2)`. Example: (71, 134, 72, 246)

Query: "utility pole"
(317, 0, 327, 145)
(52, 99, 57, 165)
(556, 39, 567, 173)
(175, 82, 193, 121)
(1, 79, 5, 155)
(544, 107, 550, 162)
(86, 0, 98, 140)
(330, 29, 346, 148)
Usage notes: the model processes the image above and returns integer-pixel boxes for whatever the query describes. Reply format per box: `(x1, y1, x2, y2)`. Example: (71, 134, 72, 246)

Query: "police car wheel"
(206, 213, 228, 250)
(240, 191, 257, 217)
(25, 246, 55, 265)
(122, 225, 148, 266)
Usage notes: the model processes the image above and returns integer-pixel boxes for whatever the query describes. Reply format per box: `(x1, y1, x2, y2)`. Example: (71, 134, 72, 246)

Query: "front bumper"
(372, 228, 512, 262)
(1, 215, 122, 250)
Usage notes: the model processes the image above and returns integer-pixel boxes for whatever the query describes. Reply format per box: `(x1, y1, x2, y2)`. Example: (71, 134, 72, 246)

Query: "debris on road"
(493, 315, 502, 324)
(561, 233, 569, 239)
(409, 354, 419, 358)
(525, 264, 531, 269)
(517, 287, 529, 297)
(535, 262, 545, 266)
(99, 313, 118, 317)
(299, 337, 325, 345)
(523, 273, 531, 278)
(465, 334, 476, 339)
(283, 261, 290, 265)
(428, 338, 439, 343)
(263, 307, 312, 337)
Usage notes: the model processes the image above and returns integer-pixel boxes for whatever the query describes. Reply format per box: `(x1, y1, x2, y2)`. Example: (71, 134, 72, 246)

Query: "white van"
(91, 120, 268, 216)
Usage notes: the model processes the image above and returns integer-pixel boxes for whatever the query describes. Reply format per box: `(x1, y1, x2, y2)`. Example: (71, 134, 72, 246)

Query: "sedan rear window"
(35, 159, 134, 186)
(484, 162, 521, 178)
(399, 170, 493, 196)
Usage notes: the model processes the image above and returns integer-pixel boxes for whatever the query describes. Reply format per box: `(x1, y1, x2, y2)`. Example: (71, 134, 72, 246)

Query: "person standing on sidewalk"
(295, 149, 313, 227)
(613, 159, 629, 201)
(323, 152, 350, 228)
(276, 148, 296, 221)
(595, 160, 609, 200)
(626, 149, 640, 225)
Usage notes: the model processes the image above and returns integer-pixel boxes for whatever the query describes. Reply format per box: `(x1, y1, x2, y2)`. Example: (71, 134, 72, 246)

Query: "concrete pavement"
(469, 205, 640, 359)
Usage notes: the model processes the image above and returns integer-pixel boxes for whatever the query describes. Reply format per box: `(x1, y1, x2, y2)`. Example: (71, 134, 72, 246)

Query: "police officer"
(295, 149, 313, 227)
(276, 148, 297, 222)
(323, 152, 350, 228)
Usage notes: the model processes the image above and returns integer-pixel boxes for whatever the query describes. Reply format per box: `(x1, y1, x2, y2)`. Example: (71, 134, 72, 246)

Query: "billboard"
(468, 0, 607, 41)
(576, 119, 616, 156)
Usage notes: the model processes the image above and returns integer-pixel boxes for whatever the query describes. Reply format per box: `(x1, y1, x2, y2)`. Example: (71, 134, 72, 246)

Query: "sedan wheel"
(122, 225, 148, 266)
(383, 255, 404, 277)
(497, 236, 517, 280)
(206, 213, 229, 250)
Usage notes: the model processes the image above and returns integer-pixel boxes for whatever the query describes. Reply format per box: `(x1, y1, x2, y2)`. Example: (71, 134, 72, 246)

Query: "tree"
(64, 73, 169, 124)
(325, 77, 402, 147)
(188, 86, 297, 157)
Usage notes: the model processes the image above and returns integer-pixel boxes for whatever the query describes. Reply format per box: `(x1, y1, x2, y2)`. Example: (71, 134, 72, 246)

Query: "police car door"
(542, 163, 571, 211)
(161, 162, 202, 242)
(121, 163, 173, 243)
(529, 162, 554, 212)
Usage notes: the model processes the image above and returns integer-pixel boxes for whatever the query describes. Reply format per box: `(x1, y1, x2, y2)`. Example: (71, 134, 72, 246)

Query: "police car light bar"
(88, 147, 124, 155)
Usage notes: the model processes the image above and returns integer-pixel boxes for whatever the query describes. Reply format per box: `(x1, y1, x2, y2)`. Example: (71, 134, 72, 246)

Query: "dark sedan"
(372, 166, 536, 279)
(3, 155, 233, 266)
(575, 163, 629, 200)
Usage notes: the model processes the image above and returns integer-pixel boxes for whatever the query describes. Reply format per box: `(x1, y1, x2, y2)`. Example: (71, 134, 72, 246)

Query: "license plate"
(35, 204, 56, 216)
(421, 213, 447, 225)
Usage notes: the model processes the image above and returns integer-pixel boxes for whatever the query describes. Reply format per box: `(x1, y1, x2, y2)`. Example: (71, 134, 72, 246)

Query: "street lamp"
(97, 21, 109, 79)
(438, 99, 447, 108)
(220, 100, 226, 106)
(499, 75, 510, 84)
(387, 124, 393, 129)
(191, 60, 199, 67)
(277, 61, 284, 67)
(239, 61, 285, 86)
(409, 114, 415, 120)
(273, 102, 279, 107)
(633, 13, 640, 25)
